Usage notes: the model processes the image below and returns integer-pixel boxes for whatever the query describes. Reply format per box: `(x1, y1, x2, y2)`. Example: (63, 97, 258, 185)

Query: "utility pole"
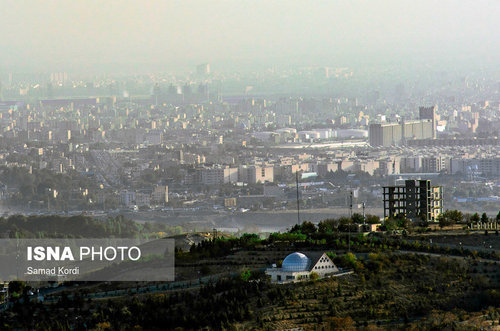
(47, 189, 51, 212)
(348, 191, 352, 252)
(296, 171, 300, 225)
(349, 191, 353, 218)
(362, 202, 366, 224)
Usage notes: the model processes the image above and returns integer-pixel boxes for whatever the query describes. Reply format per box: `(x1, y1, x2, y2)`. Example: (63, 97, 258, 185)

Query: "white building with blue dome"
(266, 252, 339, 283)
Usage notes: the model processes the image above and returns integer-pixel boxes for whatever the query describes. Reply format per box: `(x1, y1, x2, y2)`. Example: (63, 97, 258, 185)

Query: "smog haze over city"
(0, 1, 499, 330)
(2, 0, 500, 72)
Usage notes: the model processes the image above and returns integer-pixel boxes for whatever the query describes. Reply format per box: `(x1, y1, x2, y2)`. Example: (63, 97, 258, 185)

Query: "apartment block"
(383, 180, 443, 222)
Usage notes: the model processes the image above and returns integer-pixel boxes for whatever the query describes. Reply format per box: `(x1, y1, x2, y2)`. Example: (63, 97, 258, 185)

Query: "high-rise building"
(401, 120, 433, 142)
(383, 180, 443, 222)
(200, 166, 238, 185)
(369, 119, 433, 147)
(152, 185, 168, 204)
(419, 106, 437, 139)
(369, 123, 402, 147)
(196, 63, 210, 76)
(238, 165, 274, 184)
(422, 156, 449, 173)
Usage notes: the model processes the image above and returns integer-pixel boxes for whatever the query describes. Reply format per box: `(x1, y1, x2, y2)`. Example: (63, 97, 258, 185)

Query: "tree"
(338, 216, 356, 232)
(300, 221, 317, 235)
(396, 216, 410, 229)
(496, 210, 500, 221)
(471, 213, 480, 223)
(8, 281, 26, 296)
(383, 218, 399, 231)
(351, 213, 364, 224)
(438, 210, 463, 228)
(340, 252, 358, 269)
(438, 214, 451, 228)
(327, 316, 355, 330)
(481, 213, 489, 223)
(318, 218, 339, 233)
(365, 214, 380, 224)
(240, 270, 251, 281)
(446, 210, 464, 224)
(339, 216, 352, 225)
(309, 272, 319, 281)
(288, 221, 317, 235)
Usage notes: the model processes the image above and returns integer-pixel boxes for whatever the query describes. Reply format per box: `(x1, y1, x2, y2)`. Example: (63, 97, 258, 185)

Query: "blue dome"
(282, 252, 310, 272)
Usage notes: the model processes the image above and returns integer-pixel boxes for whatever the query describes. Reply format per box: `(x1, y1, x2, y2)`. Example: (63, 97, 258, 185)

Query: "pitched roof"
(301, 251, 333, 271)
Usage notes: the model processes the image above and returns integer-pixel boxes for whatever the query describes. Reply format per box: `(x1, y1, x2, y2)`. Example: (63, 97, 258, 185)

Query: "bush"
(340, 252, 358, 269)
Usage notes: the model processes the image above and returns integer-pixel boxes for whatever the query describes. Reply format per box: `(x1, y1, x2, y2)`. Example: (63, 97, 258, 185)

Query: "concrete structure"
(266, 252, 339, 283)
(401, 119, 433, 143)
(422, 156, 449, 173)
(239, 165, 274, 184)
(317, 162, 339, 176)
(120, 190, 136, 207)
(419, 106, 437, 139)
(401, 157, 423, 172)
(369, 123, 402, 147)
(450, 158, 500, 177)
(200, 166, 238, 185)
(151, 185, 168, 204)
(196, 63, 210, 76)
(135, 191, 151, 207)
(407, 137, 499, 147)
(369, 119, 433, 147)
(224, 198, 237, 208)
(383, 179, 443, 222)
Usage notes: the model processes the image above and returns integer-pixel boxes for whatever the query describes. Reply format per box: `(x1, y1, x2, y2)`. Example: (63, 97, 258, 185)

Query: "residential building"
(152, 185, 168, 204)
(200, 166, 238, 185)
(419, 105, 437, 139)
(369, 119, 433, 147)
(383, 179, 443, 222)
(239, 165, 274, 184)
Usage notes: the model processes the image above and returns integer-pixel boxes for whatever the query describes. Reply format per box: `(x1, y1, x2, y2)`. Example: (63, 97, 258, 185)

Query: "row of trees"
(437, 210, 500, 228)
(290, 214, 380, 235)
(182, 223, 499, 263)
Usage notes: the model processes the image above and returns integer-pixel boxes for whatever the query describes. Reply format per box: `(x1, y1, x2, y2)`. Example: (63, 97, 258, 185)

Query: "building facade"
(369, 119, 433, 147)
(200, 166, 238, 185)
(383, 179, 443, 222)
(266, 252, 339, 284)
(419, 105, 437, 139)
(151, 185, 168, 204)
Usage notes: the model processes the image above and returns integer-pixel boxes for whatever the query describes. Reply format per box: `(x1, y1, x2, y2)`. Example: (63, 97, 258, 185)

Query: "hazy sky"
(2, 0, 500, 72)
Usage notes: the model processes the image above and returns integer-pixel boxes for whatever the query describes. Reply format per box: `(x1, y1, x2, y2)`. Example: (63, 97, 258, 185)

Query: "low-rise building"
(266, 252, 339, 283)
